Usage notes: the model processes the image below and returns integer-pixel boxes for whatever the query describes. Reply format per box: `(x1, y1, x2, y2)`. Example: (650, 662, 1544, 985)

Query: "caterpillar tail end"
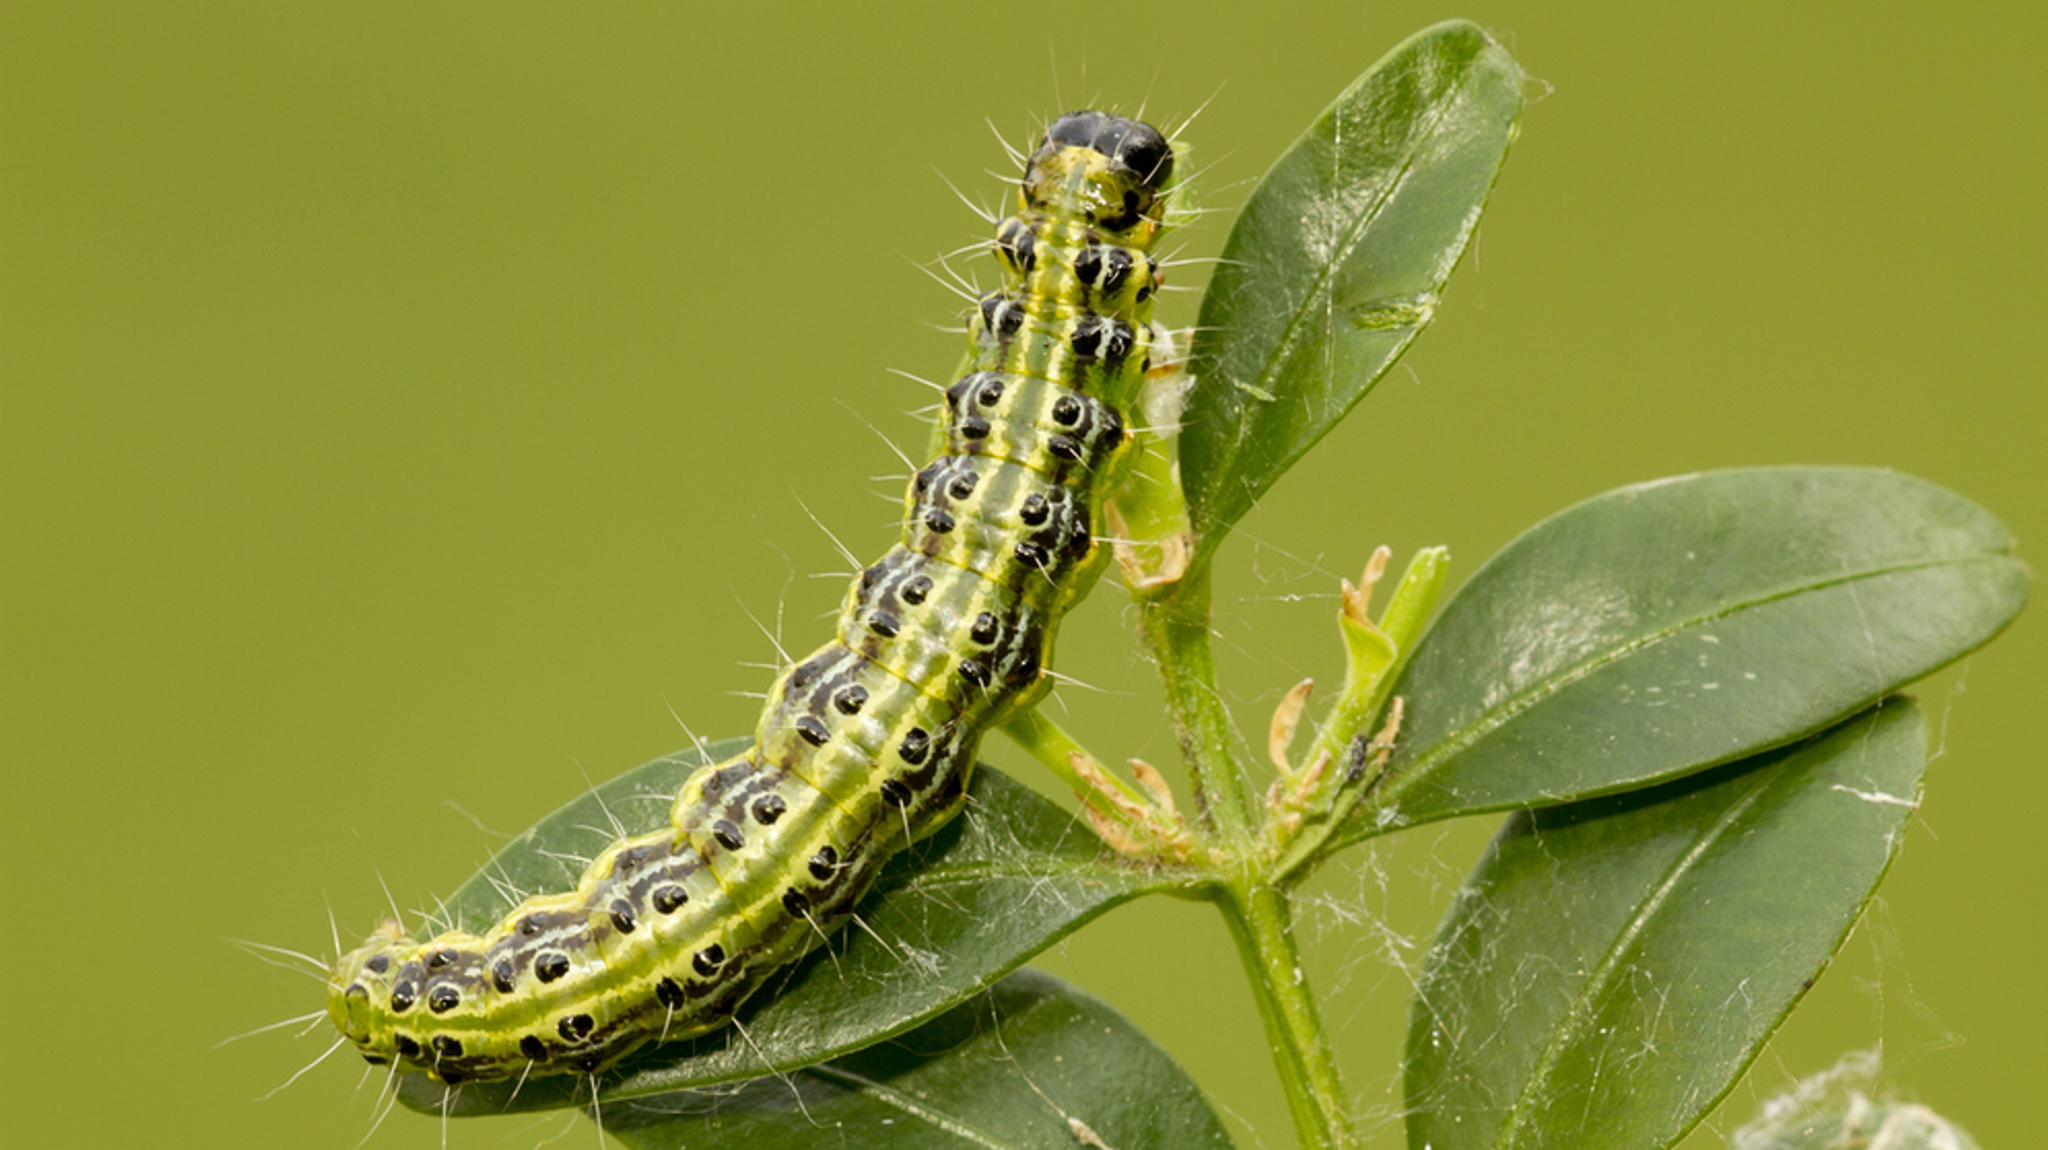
(325, 920, 415, 1060)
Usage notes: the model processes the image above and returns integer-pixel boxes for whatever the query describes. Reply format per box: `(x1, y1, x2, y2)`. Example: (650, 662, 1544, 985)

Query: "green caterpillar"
(324, 109, 1176, 1083)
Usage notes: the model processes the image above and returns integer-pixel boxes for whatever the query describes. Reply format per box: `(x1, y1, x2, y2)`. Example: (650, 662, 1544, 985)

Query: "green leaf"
(1404, 699, 1928, 1150)
(397, 739, 1197, 1116)
(598, 968, 1234, 1150)
(1180, 19, 1523, 562)
(1348, 467, 2025, 841)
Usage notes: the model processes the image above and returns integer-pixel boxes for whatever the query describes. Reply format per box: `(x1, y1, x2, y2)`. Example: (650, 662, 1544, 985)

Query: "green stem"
(1218, 882, 1359, 1150)
(1139, 569, 1254, 847)
(1138, 544, 1351, 1144)
(1270, 547, 1451, 883)
(998, 710, 1152, 823)
(1302, 547, 1448, 781)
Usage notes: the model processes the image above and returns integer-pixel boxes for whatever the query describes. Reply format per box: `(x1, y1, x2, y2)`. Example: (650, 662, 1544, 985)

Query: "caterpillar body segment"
(325, 110, 1177, 1083)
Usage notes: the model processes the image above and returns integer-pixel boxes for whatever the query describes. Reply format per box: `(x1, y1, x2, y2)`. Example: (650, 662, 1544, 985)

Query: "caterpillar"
(323, 109, 1177, 1083)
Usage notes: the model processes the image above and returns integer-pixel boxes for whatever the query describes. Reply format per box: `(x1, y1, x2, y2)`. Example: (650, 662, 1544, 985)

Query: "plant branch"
(1300, 547, 1445, 780)
(1217, 882, 1359, 1150)
(1139, 568, 1255, 847)
(999, 710, 1203, 861)
(1000, 710, 1151, 814)
(1269, 547, 1448, 882)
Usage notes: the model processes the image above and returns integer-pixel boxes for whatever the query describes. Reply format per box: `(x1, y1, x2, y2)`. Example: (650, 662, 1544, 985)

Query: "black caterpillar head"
(1022, 110, 1175, 236)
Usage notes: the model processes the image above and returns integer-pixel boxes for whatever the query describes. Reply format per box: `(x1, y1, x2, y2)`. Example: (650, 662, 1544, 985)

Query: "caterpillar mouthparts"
(326, 109, 1177, 1084)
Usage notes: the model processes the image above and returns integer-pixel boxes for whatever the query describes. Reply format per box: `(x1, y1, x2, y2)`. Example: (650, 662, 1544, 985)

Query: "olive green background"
(3, 3, 2039, 1147)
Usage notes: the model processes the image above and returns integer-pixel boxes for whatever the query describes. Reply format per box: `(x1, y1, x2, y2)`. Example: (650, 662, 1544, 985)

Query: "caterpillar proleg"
(324, 110, 1177, 1083)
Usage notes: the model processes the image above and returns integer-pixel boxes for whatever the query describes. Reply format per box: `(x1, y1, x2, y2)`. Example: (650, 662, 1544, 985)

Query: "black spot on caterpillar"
(324, 109, 1176, 1082)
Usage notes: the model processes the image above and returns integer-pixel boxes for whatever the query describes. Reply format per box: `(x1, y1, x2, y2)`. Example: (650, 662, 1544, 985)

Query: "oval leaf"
(1349, 467, 2024, 841)
(1181, 19, 1523, 560)
(1404, 698, 1928, 1150)
(396, 740, 1196, 1115)
(599, 968, 1234, 1150)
